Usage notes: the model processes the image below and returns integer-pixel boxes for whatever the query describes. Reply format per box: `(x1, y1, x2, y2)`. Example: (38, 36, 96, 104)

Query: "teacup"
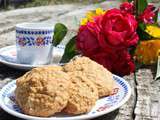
(16, 22, 54, 65)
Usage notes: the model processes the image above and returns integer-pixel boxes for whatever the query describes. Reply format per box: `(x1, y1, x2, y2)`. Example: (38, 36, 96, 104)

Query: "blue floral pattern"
(16, 29, 53, 47)
(16, 36, 52, 46)
(16, 29, 53, 34)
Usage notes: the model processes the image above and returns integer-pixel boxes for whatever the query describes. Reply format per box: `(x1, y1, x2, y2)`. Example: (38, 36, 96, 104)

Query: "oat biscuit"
(64, 71, 98, 115)
(15, 66, 70, 117)
(64, 56, 115, 97)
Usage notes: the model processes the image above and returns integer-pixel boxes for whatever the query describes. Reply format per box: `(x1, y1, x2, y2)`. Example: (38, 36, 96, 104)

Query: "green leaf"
(53, 23, 68, 46)
(60, 36, 79, 63)
(153, 9, 159, 23)
(137, 23, 153, 40)
(136, 0, 148, 16)
(135, 61, 143, 71)
(139, 22, 146, 30)
(127, 0, 133, 2)
(129, 46, 137, 56)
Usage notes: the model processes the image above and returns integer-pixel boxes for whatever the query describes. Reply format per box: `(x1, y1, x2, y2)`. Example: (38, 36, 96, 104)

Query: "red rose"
(91, 51, 115, 72)
(77, 18, 102, 56)
(76, 9, 138, 76)
(101, 9, 139, 50)
(138, 5, 156, 24)
(90, 50, 135, 76)
(120, 2, 134, 14)
(112, 50, 135, 76)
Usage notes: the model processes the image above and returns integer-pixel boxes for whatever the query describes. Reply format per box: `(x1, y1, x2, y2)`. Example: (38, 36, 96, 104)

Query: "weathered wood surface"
(135, 66, 160, 120)
(0, 1, 159, 120)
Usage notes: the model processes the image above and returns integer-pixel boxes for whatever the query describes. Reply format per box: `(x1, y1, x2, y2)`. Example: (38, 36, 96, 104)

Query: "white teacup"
(16, 22, 54, 65)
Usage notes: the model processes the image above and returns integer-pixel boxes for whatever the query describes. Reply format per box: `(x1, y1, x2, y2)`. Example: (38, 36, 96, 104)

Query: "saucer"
(0, 45, 65, 70)
(0, 75, 131, 120)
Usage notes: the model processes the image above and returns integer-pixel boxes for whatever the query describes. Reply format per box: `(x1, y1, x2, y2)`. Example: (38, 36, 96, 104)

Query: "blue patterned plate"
(0, 75, 131, 120)
(0, 45, 65, 70)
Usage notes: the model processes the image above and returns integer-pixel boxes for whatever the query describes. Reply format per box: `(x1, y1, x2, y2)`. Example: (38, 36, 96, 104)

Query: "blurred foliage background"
(24, 0, 107, 6)
(0, 0, 159, 10)
(0, 0, 107, 10)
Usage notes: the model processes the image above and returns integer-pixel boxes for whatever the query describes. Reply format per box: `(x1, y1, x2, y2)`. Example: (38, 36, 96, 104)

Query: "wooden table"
(0, 1, 160, 120)
(0, 64, 159, 120)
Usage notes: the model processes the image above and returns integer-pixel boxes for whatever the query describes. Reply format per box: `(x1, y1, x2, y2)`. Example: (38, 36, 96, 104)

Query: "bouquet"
(53, 0, 160, 76)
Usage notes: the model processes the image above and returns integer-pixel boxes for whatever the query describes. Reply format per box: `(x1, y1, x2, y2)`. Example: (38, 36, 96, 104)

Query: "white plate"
(0, 75, 131, 120)
(0, 45, 65, 70)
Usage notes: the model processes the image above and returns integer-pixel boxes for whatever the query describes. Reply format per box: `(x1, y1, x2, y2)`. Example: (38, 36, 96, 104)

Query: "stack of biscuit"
(15, 56, 115, 117)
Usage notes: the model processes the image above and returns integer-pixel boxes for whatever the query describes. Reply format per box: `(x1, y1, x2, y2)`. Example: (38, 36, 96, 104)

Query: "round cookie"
(64, 56, 115, 98)
(15, 66, 70, 117)
(64, 71, 98, 115)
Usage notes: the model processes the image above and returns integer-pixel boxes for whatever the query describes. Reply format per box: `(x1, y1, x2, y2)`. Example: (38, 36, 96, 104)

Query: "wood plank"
(134, 66, 160, 120)
(91, 74, 136, 120)
(114, 74, 136, 120)
(0, 4, 83, 35)
(0, 2, 137, 120)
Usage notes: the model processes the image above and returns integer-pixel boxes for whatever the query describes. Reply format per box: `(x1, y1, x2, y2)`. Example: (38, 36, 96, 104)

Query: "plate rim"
(0, 75, 131, 120)
(0, 45, 64, 70)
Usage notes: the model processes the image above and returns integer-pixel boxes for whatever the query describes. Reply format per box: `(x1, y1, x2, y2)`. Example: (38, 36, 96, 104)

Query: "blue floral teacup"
(16, 22, 54, 65)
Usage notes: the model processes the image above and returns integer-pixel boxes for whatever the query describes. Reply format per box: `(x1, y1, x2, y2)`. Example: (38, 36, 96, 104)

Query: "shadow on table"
(0, 108, 119, 120)
(0, 109, 23, 120)
(0, 64, 26, 80)
(137, 64, 156, 79)
(92, 109, 119, 120)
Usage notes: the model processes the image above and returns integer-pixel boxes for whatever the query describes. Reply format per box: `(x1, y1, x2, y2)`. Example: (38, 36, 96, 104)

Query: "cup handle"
(48, 45, 54, 64)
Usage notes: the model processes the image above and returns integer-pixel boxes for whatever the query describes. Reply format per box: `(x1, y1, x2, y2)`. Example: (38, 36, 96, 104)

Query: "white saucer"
(0, 45, 65, 70)
(0, 75, 131, 120)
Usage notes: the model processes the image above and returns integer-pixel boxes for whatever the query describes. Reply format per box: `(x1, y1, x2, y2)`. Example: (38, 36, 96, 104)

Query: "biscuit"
(64, 71, 98, 115)
(15, 66, 70, 117)
(64, 56, 115, 97)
